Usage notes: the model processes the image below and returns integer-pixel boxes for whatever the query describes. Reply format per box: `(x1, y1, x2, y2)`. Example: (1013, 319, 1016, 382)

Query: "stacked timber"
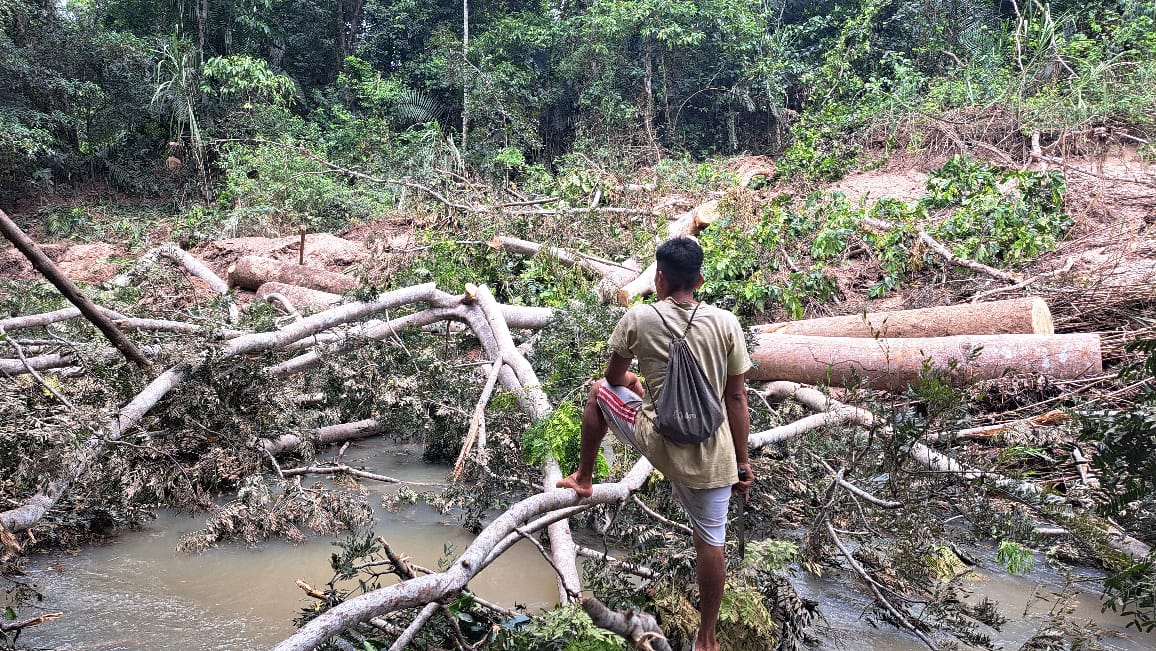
(748, 298, 1100, 389)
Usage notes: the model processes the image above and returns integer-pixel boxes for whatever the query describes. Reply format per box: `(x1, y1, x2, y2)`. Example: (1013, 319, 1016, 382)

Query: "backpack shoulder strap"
(683, 301, 702, 338)
(650, 301, 704, 340)
(649, 303, 680, 339)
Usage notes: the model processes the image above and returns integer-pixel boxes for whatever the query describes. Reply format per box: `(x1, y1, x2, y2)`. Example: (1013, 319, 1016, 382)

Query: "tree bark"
(752, 297, 1054, 338)
(261, 419, 388, 456)
(582, 597, 672, 651)
(748, 333, 1101, 389)
(0, 209, 150, 368)
(257, 282, 344, 311)
(228, 255, 358, 294)
(616, 201, 720, 305)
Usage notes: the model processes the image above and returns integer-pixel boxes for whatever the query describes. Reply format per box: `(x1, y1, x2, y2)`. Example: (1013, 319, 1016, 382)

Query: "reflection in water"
(15, 440, 1156, 650)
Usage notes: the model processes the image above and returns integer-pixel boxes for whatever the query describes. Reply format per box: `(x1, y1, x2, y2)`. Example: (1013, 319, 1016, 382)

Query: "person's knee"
(587, 379, 606, 405)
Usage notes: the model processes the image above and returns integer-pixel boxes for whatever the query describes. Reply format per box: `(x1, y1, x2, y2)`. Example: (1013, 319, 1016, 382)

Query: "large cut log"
(256, 282, 343, 311)
(615, 201, 720, 305)
(748, 333, 1101, 389)
(752, 297, 1054, 338)
(228, 255, 358, 294)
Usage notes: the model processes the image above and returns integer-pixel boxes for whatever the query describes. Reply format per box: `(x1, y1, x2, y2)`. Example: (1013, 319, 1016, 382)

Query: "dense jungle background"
(2, 0, 1156, 649)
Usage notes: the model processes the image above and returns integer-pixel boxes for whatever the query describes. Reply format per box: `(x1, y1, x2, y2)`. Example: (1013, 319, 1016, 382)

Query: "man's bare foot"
(694, 629, 720, 651)
(555, 472, 594, 498)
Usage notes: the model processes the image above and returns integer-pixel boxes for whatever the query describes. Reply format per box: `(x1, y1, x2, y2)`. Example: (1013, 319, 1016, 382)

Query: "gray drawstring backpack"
(648, 302, 725, 444)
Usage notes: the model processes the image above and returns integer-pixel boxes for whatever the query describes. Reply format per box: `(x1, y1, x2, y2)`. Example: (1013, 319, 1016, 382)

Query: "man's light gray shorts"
(595, 382, 732, 547)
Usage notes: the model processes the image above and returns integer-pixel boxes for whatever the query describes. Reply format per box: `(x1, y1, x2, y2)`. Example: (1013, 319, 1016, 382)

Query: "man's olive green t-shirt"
(607, 298, 752, 489)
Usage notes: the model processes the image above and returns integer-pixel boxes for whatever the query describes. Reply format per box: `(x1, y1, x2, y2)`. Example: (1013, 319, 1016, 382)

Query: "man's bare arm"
(724, 373, 753, 499)
(605, 352, 643, 397)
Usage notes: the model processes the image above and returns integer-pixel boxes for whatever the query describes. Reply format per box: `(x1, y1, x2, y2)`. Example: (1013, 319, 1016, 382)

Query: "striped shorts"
(595, 381, 732, 547)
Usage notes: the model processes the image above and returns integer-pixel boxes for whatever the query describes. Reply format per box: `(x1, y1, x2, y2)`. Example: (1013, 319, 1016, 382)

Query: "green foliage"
(744, 539, 799, 572)
(928, 156, 1069, 268)
(995, 540, 1035, 575)
(699, 155, 1067, 321)
(1079, 338, 1156, 516)
(1103, 558, 1156, 632)
(202, 55, 295, 106)
(719, 582, 780, 649)
(214, 140, 397, 235)
(522, 403, 608, 480)
(492, 605, 626, 651)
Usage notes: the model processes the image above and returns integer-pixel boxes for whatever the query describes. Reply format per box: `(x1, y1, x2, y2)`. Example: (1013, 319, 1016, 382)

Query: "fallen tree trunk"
(257, 282, 344, 311)
(109, 243, 240, 322)
(228, 255, 358, 294)
(489, 235, 640, 302)
(268, 293, 553, 375)
(752, 297, 1054, 338)
(261, 419, 389, 456)
(748, 333, 1101, 389)
(0, 208, 150, 368)
(616, 201, 720, 305)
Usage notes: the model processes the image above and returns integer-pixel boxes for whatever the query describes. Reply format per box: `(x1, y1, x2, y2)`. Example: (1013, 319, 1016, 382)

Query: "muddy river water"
(14, 440, 1156, 650)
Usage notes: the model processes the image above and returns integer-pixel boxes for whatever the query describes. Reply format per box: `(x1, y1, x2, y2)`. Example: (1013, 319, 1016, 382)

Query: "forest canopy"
(3, 0, 1156, 650)
(2, 0, 1153, 206)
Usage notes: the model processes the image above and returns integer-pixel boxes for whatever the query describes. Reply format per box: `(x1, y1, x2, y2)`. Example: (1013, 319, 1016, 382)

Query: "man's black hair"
(656, 237, 704, 292)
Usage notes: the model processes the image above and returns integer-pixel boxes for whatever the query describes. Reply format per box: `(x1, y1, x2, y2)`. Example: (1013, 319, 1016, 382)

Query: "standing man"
(557, 237, 753, 651)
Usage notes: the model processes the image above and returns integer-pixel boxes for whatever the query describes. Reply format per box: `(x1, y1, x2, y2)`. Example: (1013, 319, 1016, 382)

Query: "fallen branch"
(632, 495, 693, 537)
(109, 243, 240, 322)
(2, 284, 447, 533)
(969, 257, 1075, 303)
(490, 235, 640, 302)
(582, 597, 672, 651)
(452, 357, 504, 480)
(0, 611, 64, 632)
(863, 216, 1022, 284)
(0, 208, 150, 368)
(824, 520, 939, 650)
(280, 464, 444, 487)
(762, 381, 1152, 561)
(576, 547, 657, 579)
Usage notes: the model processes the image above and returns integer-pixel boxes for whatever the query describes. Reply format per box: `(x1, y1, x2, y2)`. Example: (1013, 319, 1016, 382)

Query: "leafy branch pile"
(698, 154, 1068, 320)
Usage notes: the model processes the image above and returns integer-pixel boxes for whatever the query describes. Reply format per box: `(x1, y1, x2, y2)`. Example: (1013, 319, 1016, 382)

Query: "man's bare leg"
(693, 532, 725, 651)
(555, 380, 608, 498)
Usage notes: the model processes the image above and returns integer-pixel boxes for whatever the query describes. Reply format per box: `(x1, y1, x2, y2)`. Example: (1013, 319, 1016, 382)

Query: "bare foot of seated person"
(555, 471, 594, 498)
